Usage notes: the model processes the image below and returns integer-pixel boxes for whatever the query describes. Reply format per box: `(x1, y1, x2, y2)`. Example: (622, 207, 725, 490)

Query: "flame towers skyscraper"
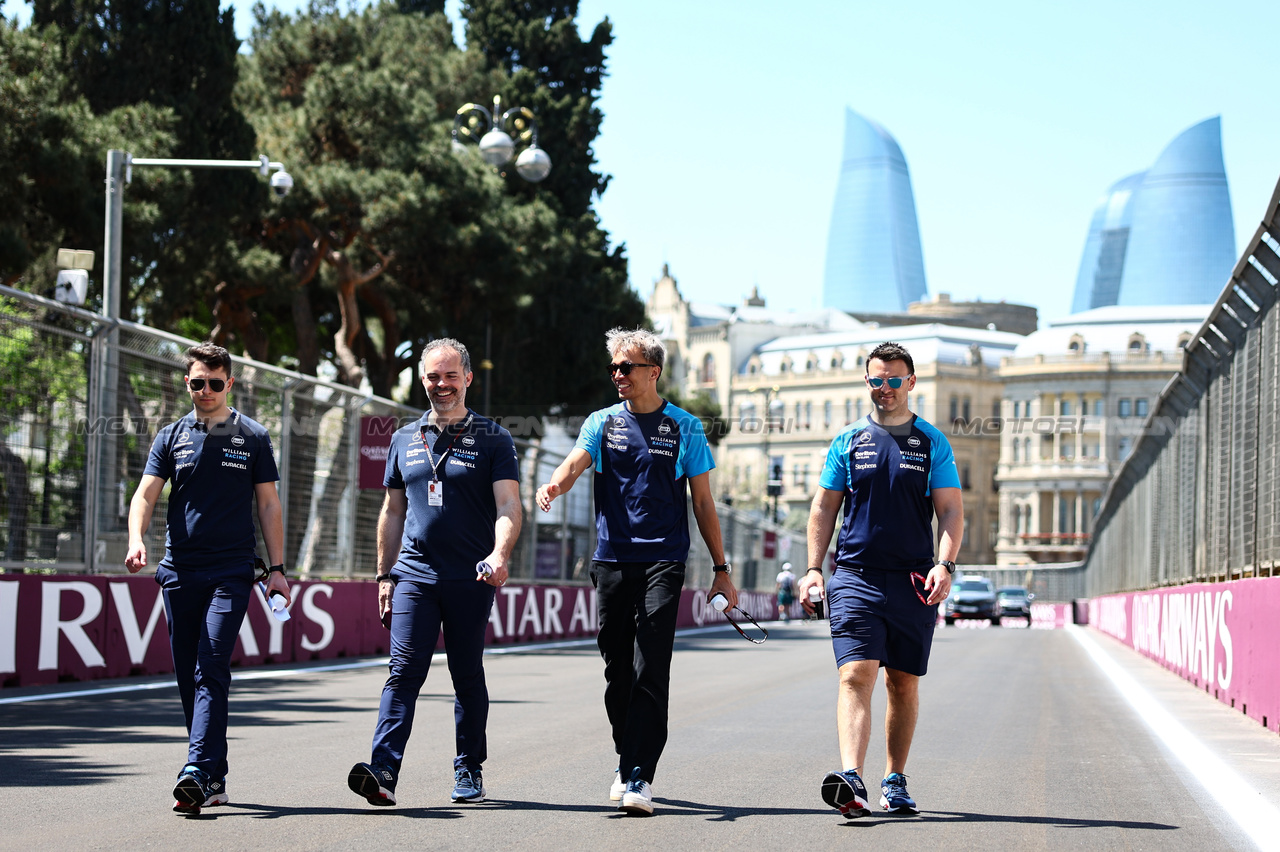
(822, 108, 928, 313)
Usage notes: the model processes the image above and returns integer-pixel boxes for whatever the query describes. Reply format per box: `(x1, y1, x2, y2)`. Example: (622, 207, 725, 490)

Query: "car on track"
(944, 577, 999, 625)
(996, 585, 1034, 622)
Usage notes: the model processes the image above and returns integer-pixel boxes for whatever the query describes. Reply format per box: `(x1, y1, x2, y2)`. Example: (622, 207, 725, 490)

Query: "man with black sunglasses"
(799, 341, 962, 819)
(536, 327, 737, 815)
(125, 343, 287, 813)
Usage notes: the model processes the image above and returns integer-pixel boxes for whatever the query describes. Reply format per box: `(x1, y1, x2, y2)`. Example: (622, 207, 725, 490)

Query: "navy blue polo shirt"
(143, 408, 280, 570)
(384, 409, 520, 582)
(819, 415, 960, 572)
(575, 400, 715, 563)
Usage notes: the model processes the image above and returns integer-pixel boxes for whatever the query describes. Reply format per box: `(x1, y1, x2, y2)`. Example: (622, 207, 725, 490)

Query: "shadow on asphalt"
(835, 811, 1178, 831)
(217, 802, 466, 820)
(475, 797, 831, 821)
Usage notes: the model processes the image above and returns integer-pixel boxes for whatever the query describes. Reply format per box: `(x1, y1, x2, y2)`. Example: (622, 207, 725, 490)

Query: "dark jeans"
(157, 562, 253, 779)
(371, 579, 496, 774)
(589, 560, 686, 784)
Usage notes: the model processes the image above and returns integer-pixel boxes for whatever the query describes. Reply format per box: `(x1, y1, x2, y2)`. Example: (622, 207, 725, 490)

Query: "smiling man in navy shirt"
(536, 327, 737, 815)
(799, 341, 962, 820)
(349, 338, 521, 808)
(125, 343, 288, 814)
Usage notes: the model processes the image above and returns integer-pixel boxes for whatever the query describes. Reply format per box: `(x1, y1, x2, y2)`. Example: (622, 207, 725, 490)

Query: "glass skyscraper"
(1071, 117, 1235, 313)
(822, 108, 928, 313)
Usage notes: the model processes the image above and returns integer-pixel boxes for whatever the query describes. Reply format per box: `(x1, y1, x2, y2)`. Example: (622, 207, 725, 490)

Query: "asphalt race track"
(2, 620, 1279, 851)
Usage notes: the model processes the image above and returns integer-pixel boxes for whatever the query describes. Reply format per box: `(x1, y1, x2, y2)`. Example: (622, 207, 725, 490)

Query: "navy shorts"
(828, 567, 938, 676)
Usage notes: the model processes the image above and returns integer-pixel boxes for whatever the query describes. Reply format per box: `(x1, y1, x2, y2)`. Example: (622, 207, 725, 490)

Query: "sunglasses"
(910, 571, 933, 606)
(187, 378, 227, 393)
(725, 606, 769, 644)
(866, 375, 911, 389)
(608, 361, 657, 377)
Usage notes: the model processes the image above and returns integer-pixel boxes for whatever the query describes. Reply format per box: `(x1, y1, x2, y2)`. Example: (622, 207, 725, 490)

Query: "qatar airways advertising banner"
(1088, 576, 1280, 733)
(0, 575, 782, 689)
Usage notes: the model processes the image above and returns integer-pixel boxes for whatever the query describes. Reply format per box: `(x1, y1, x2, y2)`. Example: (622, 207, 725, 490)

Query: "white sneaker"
(619, 777, 654, 815)
(609, 772, 626, 801)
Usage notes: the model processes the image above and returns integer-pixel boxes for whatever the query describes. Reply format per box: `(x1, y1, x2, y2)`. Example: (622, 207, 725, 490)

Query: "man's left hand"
(480, 553, 510, 588)
(708, 570, 738, 610)
(923, 564, 952, 606)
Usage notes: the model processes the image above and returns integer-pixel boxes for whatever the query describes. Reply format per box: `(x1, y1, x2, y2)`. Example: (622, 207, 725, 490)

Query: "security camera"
(270, 170, 294, 197)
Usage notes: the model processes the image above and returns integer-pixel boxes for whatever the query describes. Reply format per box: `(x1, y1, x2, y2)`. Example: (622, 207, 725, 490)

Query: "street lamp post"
(451, 96, 553, 182)
(89, 151, 292, 571)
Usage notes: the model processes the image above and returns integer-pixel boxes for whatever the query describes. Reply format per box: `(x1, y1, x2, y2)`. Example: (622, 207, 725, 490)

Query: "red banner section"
(358, 415, 398, 490)
(0, 576, 789, 689)
(1088, 576, 1280, 733)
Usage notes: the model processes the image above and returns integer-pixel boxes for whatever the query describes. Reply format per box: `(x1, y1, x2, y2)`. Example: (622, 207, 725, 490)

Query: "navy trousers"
(371, 579, 496, 774)
(590, 560, 686, 784)
(157, 562, 253, 779)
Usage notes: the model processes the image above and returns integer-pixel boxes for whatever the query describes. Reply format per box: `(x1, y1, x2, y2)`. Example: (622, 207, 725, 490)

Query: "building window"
(823, 400, 832, 428)
(1118, 398, 1132, 418)
(701, 353, 715, 383)
(917, 394, 925, 415)
(794, 401, 802, 428)
(801, 463, 811, 491)
(961, 464, 971, 490)
(831, 352, 844, 369)
(804, 400, 812, 429)
(1060, 399, 1072, 416)
(1177, 332, 1193, 349)
(780, 360, 789, 373)
(1118, 437, 1132, 459)
(793, 462, 804, 487)
(739, 401, 757, 429)
(856, 398, 864, 419)
(1012, 400, 1020, 418)
(1135, 398, 1148, 417)
(1128, 333, 1146, 354)
(1024, 437, 1032, 462)
(1093, 398, 1104, 416)
(991, 398, 1001, 418)
(844, 398, 852, 424)
(949, 396, 959, 422)
(962, 397, 971, 421)
(1012, 440, 1020, 463)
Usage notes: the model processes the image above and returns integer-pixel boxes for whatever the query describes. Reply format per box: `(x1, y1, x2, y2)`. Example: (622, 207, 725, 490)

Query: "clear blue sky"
(6, 0, 1278, 323)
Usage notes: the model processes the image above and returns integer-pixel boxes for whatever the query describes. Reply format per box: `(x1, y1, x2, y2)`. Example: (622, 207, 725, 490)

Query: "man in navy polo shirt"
(536, 327, 738, 816)
(349, 338, 521, 808)
(799, 341, 962, 819)
(125, 342, 288, 814)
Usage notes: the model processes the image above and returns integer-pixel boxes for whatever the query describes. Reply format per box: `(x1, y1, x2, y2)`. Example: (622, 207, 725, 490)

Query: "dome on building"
(1070, 117, 1235, 312)
(822, 108, 928, 314)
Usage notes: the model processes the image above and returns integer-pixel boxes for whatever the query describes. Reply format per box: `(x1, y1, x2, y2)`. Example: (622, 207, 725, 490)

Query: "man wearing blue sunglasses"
(800, 341, 962, 820)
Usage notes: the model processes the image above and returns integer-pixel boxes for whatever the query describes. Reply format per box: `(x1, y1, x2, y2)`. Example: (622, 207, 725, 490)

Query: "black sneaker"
(880, 773, 919, 814)
(821, 769, 871, 818)
(172, 765, 226, 813)
(349, 762, 397, 806)
(450, 766, 485, 803)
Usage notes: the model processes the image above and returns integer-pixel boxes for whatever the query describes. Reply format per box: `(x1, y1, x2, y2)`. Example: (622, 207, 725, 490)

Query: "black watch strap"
(269, 564, 286, 576)
(713, 562, 732, 574)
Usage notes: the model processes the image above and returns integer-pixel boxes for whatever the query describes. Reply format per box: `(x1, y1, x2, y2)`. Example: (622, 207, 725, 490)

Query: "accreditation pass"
(428, 480, 443, 506)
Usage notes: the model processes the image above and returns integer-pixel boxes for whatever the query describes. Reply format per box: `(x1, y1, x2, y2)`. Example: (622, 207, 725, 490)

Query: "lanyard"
(420, 412, 473, 482)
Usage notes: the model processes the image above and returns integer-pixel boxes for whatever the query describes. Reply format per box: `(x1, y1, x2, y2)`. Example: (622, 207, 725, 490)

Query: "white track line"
(1069, 625, 1280, 852)
(0, 623, 740, 705)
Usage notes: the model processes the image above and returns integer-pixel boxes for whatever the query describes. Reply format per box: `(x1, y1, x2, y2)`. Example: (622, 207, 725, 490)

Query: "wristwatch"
(268, 563, 286, 577)
(937, 560, 956, 575)
(712, 562, 732, 575)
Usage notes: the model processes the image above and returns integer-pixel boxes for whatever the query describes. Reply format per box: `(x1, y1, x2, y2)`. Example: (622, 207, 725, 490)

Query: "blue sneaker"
(880, 773, 919, 814)
(451, 767, 485, 803)
(821, 769, 871, 818)
(172, 765, 227, 813)
(348, 762, 397, 806)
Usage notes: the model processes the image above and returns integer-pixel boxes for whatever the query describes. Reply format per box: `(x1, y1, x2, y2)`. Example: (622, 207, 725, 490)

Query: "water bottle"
(808, 586, 824, 619)
(258, 582, 291, 622)
(709, 592, 729, 612)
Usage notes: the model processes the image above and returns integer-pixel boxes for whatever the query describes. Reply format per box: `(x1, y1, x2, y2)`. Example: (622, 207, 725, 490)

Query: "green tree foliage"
(31, 0, 266, 328)
(0, 23, 178, 296)
(459, 0, 639, 415)
(239, 0, 641, 416)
